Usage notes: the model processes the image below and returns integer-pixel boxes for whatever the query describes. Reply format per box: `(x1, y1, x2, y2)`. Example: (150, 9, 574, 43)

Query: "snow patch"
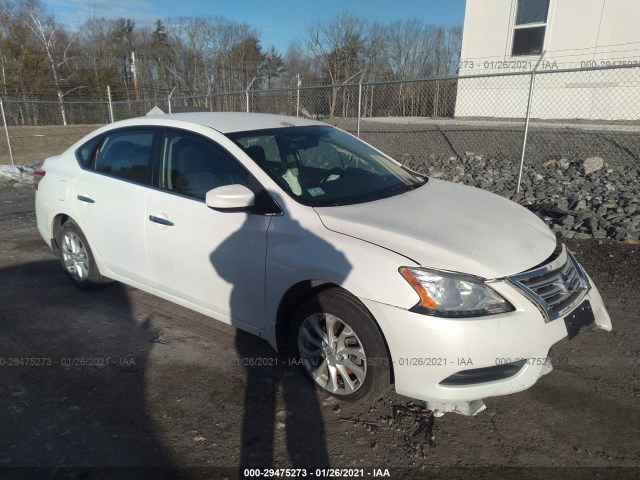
(0, 165, 35, 184)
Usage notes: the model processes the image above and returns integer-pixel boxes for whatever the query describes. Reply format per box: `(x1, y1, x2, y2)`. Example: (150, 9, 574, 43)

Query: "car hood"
(314, 178, 556, 279)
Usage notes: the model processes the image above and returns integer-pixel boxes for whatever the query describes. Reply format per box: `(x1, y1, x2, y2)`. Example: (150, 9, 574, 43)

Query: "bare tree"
(0, 1, 9, 97)
(306, 13, 366, 117)
(0, 3, 464, 123)
(284, 40, 315, 85)
(22, 0, 76, 123)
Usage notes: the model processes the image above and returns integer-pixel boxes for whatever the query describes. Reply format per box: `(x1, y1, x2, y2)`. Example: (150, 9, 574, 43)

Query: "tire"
(290, 287, 391, 402)
(57, 220, 110, 290)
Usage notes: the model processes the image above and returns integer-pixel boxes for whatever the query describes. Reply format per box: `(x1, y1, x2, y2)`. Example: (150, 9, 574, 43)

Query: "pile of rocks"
(406, 152, 640, 242)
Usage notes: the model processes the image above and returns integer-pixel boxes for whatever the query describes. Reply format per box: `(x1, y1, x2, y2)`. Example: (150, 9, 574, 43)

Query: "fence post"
(168, 87, 176, 114)
(107, 86, 114, 123)
(246, 77, 257, 113)
(0, 99, 14, 166)
(296, 73, 301, 117)
(516, 52, 546, 193)
(357, 75, 364, 138)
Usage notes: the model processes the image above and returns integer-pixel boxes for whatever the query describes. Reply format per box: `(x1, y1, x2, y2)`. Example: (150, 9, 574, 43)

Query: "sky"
(42, 0, 466, 52)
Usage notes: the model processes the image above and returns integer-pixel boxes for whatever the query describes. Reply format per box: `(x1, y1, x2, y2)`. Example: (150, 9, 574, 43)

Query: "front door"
(145, 129, 271, 330)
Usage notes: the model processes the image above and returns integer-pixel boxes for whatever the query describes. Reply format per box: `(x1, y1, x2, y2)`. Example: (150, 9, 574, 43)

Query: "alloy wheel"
(297, 313, 368, 395)
(61, 231, 89, 282)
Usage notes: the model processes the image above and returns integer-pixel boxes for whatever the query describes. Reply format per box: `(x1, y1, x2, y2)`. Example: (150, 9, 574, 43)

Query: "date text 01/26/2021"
(0, 357, 136, 367)
(229, 356, 555, 368)
(243, 468, 391, 477)
(227, 356, 477, 368)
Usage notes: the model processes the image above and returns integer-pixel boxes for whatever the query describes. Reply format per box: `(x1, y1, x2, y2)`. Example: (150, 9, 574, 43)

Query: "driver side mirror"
(205, 184, 255, 212)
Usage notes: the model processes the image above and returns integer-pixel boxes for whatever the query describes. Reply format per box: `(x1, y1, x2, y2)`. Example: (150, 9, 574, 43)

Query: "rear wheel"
(290, 287, 391, 402)
(57, 221, 109, 290)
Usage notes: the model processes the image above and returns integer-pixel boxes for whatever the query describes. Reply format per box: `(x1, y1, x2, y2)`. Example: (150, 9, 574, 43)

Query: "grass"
(0, 125, 102, 165)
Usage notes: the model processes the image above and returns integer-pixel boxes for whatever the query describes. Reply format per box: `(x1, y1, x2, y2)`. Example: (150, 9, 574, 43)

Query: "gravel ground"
(0, 183, 639, 480)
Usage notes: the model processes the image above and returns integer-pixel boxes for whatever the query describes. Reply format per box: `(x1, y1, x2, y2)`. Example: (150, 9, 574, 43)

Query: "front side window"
(512, 0, 550, 56)
(94, 130, 154, 183)
(160, 131, 248, 200)
(228, 126, 426, 207)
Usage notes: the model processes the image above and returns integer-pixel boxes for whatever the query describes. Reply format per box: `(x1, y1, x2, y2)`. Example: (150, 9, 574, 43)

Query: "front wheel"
(57, 221, 110, 290)
(290, 288, 391, 402)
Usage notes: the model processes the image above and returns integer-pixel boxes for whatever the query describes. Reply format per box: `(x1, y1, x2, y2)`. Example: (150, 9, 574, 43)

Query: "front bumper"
(362, 275, 611, 404)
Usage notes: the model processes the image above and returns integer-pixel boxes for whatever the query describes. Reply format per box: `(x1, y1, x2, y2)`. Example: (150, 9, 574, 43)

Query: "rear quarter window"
(75, 136, 101, 168)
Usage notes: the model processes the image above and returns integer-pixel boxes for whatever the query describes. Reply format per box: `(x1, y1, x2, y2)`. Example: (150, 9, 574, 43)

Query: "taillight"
(34, 168, 46, 190)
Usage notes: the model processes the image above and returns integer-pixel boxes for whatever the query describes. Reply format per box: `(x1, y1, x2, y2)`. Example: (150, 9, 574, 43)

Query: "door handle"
(149, 215, 174, 226)
(77, 195, 95, 204)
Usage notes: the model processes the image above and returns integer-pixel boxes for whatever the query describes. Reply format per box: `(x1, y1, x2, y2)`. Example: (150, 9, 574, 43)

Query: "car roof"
(144, 112, 325, 133)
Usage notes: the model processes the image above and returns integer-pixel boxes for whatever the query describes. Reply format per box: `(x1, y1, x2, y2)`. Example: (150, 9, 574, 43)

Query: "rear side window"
(95, 131, 154, 184)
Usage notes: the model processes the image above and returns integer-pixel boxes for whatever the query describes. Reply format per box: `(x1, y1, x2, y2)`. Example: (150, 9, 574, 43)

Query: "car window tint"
(95, 131, 154, 184)
(76, 136, 101, 168)
(161, 132, 248, 200)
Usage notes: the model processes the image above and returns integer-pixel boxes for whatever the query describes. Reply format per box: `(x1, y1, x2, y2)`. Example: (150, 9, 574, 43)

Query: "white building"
(454, 0, 640, 120)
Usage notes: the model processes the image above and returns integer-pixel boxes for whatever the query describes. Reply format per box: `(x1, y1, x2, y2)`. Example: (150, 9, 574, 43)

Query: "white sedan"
(34, 112, 612, 415)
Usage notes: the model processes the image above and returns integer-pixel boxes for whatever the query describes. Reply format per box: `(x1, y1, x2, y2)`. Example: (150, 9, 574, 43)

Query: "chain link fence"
(1, 64, 639, 212)
(0, 99, 109, 166)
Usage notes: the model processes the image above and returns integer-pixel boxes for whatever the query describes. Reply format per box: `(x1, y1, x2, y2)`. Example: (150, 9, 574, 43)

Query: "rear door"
(73, 128, 157, 285)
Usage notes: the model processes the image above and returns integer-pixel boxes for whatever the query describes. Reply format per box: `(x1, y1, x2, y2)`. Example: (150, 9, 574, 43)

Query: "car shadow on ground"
(0, 259, 179, 479)
(211, 205, 352, 474)
(232, 329, 331, 470)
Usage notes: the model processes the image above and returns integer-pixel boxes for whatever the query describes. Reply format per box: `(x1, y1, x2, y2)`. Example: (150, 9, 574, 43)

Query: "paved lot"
(0, 184, 639, 479)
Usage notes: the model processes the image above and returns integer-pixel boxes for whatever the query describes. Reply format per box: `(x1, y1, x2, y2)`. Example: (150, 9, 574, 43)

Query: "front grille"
(509, 245, 589, 321)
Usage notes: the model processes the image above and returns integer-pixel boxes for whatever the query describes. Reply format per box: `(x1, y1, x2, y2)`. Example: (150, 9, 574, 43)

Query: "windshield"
(227, 126, 426, 207)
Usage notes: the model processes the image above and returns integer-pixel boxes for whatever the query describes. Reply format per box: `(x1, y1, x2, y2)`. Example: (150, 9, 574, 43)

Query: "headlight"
(400, 267, 514, 317)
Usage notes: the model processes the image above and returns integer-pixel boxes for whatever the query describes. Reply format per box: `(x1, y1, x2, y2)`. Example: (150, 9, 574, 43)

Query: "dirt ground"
(0, 183, 639, 480)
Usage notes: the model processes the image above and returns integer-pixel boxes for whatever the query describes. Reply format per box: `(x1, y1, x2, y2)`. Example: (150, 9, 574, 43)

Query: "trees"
(262, 46, 286, 89)
(228, 34, 265, 90)
(18, 0, 80, 123)
(284, 40, 315, 86)
(301, 13, 461, 117)
(0, 2, 463, 121)
(76, 16, 122, 99)
(306, 13, 367, 117)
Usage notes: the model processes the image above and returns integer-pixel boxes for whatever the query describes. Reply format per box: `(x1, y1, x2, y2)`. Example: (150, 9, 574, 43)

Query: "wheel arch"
(51, 214, 109, 280)
(51, 213, 72, 255)
(275, 279, 332, 351)
(275, 280, 395, 384)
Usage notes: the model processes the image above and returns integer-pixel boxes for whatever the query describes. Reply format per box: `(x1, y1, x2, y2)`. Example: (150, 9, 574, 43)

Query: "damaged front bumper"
(362, 251, 611, 415)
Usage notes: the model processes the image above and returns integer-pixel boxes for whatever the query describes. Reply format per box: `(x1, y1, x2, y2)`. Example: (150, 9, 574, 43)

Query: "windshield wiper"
(389, 184, 418, 193)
